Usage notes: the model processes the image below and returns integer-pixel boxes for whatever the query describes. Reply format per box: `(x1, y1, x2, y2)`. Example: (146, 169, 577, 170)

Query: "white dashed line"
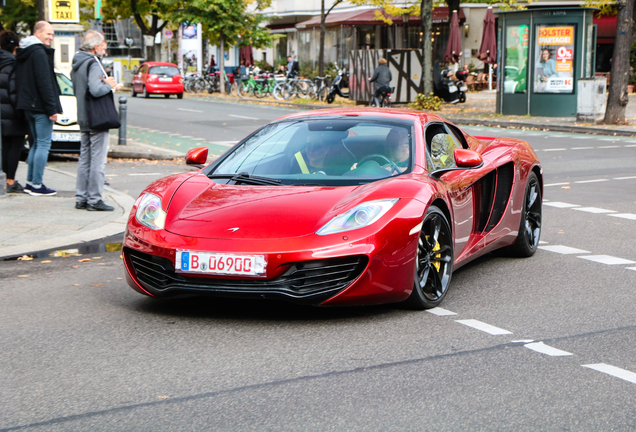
(599, 145, 621, 149)
(625, 144, 636, 147)
(608, 213, 636, 220)
(105, 174, 119, 177)
(545, 182, 571, 187)
(192, 138, 206, 141)
(524, 342, 573, 357)
(455, 320, 512, 335)
(228, 114, 259, 120)
(571, 147, 594, 150)
(573, 179, 609, 184)
(583, 364, 636, 384)
(543, 148, 567, 152)
(177, 108, 203, 113)
(627, 267, 636, 272)
(538, 245, 590, 254)
(572, 136, 593, 139)
(613, 176, 636, 180)
(578, 255, 636, 265)
(426, 307, 457, 316)
(571, 207, 616, 213)
(543, 202, 580, 208)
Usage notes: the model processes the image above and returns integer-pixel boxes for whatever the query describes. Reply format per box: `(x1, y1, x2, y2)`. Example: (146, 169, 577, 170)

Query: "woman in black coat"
(0, 30, 28, 193)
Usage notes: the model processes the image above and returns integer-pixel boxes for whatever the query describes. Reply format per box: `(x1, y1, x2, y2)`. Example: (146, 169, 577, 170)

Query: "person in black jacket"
(286, 55, 299, 78)
(0, 31, 28, 193)
(369, 58, 392, 107)
(15, 21, 62, 196)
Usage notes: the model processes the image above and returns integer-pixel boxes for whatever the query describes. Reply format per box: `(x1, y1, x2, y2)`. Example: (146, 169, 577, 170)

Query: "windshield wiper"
(208, 172, 282, 186)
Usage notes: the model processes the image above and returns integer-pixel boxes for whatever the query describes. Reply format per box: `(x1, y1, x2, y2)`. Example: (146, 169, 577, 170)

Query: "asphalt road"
(1, 101, 635, 431)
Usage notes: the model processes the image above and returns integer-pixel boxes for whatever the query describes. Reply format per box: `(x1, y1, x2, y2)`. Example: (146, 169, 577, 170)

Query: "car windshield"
(208, 117, 414, 186)
(149, 66, 179, 76)
(56, 73, 73, 95)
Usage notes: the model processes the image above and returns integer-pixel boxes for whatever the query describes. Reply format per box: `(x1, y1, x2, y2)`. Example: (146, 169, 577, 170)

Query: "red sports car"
(131, 62, 184, 99)
(123, 108, 542, 309)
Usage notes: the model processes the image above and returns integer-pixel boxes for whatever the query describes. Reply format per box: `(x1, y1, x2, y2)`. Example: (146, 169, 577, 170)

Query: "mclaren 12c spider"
(123, 108, 542, 309)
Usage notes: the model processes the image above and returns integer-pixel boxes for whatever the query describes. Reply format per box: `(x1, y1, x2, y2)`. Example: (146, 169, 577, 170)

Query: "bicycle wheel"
(253, 81, 267, 98)
(193, 77, 206, 93)
(296, 80, 313, 98)
(237, 81, 251, 99)
(317, 86, 329, 102)
(273, 82, 290, 100)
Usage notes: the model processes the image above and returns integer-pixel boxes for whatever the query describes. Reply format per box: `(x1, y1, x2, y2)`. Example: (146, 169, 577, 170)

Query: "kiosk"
(497, 8, 596, 117)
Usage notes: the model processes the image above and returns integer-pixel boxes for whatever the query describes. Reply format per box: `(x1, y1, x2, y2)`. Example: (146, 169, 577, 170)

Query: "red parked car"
(131, 62, 184, 99)
(123, 108, 542, 309)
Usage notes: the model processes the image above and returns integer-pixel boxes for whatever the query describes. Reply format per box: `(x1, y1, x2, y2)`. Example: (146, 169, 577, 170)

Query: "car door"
(134, 64, 146, 91)
(424, 122, 490, 260)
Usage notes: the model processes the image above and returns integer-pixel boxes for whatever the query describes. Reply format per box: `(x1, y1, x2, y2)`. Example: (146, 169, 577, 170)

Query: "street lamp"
(402, 10, 410, 49)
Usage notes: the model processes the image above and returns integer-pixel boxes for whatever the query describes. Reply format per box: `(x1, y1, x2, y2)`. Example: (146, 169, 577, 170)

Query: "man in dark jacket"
(15, 21, 62, 196)
(1, 31, 28, 193)
(71, 31, 119, 211)
(369, 58, 392, 107)
(286, 55, 299, 78)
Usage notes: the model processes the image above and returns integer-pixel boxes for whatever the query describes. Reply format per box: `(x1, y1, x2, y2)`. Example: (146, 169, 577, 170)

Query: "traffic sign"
(164, 29, 173, 39)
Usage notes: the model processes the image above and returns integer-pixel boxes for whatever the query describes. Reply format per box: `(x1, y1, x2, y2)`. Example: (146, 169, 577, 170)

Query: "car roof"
(275, 107, 443, 125)
(143, 62, 180, 68)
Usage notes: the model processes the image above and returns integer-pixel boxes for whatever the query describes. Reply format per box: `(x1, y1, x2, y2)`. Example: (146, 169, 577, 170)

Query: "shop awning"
(594, 14, 617, 43)
(295, 7, 465, 29)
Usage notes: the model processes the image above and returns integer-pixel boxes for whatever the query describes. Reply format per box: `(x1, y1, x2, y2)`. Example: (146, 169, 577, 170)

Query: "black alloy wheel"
(506, 172, 542, 257)
(404, 205, 454, 310)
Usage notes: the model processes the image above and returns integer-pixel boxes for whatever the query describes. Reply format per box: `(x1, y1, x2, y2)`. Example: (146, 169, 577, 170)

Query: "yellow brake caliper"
(425, 235, 442, 272)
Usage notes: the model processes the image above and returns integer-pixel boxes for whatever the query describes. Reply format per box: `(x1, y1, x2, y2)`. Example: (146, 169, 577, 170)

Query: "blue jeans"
(25, 111, 53, 185)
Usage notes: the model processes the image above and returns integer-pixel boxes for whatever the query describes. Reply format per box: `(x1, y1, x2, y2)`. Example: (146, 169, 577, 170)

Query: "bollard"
(118, 96, 127, 145)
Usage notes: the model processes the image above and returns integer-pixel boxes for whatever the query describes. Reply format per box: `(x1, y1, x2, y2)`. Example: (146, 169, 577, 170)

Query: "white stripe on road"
(177, 108, 203, 113)
(524, 342, 572, 357)
(426, 307, 457, 316)
(571, 207, 616, 213)
(613, 176, 636, 180)
(543, 202, 580, 208)
(627, 267, 636, 272)
(578, 255, 636, 265)
(543, 148, 567, 152)
(573, 179, 609, 184)
(571, 147, 594, 150)
(544, 182, 571, 187)
(455, 319, 512, 335)
(538, 245, 590, 254)
(599, 145, 621, 149)
(229, 114, 259, 120)
(583, 364, 636, 384)
(608, 213, 636, 220)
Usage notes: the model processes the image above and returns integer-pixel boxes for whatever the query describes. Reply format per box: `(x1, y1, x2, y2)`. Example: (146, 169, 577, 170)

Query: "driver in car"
(383, 128, 410, 173)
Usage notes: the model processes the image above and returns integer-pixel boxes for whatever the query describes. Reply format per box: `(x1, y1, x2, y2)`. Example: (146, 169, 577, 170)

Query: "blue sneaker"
(26, 184, 57, 196)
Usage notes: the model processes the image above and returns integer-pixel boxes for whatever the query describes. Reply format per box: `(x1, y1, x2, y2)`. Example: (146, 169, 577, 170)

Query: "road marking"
(128, 173, 162, 176)
(598, 145, 621, 149)
(105, 174, 119, 177)
(178, 108, 203, 113)
(545, 182, 570, 187)
(625, 144, 636, 148)
(229, 114, 259, 120)
(209, 141, 236, 147)
(573, 179, 609, 184)
(192, 138, 206, 141)
(512, 340, 535, 343)
(613, 176, 636, 180)
(583, 364, 636, 384)
(181, 135, 193, 138)
(608, 213, 636, 220)
(455, 319, 512, 335)
(571, 207, 616, 213)
(600, 138, 619, 142)
(571, 147, 594, 150)
(627, 267, 636, 272)
(572, 136, 593, 139)
(578, 255, 636, 265)
(538, 245, 590, 254)
(524, 342, 573, 357)
(543, 148, 567, 152)
(543, 202, 580, 208)
(426, 307, 457, 316)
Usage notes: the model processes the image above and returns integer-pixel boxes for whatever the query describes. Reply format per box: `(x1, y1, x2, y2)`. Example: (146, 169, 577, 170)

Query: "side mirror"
(454, 148, 483, 168)
(185, 147, 208, 167)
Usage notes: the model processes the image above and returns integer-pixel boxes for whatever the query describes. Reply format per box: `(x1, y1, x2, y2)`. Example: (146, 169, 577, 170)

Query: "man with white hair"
(15, 21, 62, 196)
(71, 31, 119, 211)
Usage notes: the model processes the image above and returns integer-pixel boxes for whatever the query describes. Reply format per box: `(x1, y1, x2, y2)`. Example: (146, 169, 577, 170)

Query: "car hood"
(164, 175, 385, 240)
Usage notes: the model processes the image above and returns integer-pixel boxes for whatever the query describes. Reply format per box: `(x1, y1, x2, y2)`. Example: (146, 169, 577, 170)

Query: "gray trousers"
(76, 130, 109, 205)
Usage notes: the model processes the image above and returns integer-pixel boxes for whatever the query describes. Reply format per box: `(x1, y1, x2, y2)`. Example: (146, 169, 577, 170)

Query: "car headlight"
(316, 199, 399, 236)
(135, 193, 166, 230)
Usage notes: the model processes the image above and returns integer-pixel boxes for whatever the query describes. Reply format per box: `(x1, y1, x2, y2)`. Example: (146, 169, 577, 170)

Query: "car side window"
(426, 124, 461, 171)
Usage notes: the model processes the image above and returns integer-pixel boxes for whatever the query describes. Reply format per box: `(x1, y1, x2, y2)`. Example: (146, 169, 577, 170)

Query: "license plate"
(52, 132, 80, 142)
(175, 250, 267, 276)
(159, 77, 172, 82)
(460, 86, 468, 92)
(448, 85, 458, 93)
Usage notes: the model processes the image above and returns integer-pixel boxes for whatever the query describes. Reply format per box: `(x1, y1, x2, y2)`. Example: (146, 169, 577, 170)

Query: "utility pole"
(38, 0, 46, 21)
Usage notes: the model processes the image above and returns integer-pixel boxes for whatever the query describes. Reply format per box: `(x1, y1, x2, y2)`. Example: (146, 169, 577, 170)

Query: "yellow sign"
(49, 0, 80, 23)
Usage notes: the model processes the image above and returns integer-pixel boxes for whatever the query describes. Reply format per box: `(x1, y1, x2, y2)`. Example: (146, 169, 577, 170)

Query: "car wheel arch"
(428, 198, 453, 237)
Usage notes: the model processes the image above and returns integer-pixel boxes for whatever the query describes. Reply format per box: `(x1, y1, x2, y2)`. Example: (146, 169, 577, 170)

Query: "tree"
(102, 0, 176, 61)
(0, 0, 38, 32)
(318, 0, 343, 77)
(167, 0, 274, 94)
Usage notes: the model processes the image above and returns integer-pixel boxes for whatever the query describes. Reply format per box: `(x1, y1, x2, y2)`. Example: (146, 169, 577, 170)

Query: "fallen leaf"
(17, 255, 33, 261)
(94, 257, 102, 259)
(78, 258, 91, 262)
(72, 284, 80, 286)
(72, 266, 79, 269)
(91, 283, 105, 287)
(98, 263, 106, 266)
(41, 260, 52, 263)
(117, 277, 123, 280)
(17, 275, 29, 277)
(158, 396, 170, 399)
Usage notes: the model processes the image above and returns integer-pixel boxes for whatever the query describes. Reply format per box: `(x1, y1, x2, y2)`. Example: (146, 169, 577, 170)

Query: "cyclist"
(368, 58, 392, 107)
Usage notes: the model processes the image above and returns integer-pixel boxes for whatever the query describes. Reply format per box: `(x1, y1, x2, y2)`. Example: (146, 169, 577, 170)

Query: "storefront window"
(504, 24, 529, 94)
(533, 25, 575, 93)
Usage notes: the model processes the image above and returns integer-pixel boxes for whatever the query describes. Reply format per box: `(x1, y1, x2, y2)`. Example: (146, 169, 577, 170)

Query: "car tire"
(177, 93, 183, 99)
(403, 205, 454, 310)
(165, 94, 170, 99)
(504, 172, 542, 257)
(131, 85, 137, 97)
(143, 86, 149, 98)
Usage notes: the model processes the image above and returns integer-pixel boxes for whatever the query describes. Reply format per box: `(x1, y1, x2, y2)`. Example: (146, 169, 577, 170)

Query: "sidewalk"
(0, 138, 184, 259)
(2, 91, 634, 259)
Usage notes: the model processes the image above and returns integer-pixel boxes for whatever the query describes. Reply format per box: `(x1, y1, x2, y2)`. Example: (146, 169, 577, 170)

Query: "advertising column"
(534, 25, 575, 93)
(179, 22, 202, 73)
(503, 25, 529, 94)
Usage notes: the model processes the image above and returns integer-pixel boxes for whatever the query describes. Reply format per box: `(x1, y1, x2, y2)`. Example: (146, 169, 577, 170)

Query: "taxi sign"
(49, 0, 80, 23)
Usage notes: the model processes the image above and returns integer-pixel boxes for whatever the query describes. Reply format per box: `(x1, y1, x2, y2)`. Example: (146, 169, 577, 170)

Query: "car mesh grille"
(126, 248, 368, 301)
